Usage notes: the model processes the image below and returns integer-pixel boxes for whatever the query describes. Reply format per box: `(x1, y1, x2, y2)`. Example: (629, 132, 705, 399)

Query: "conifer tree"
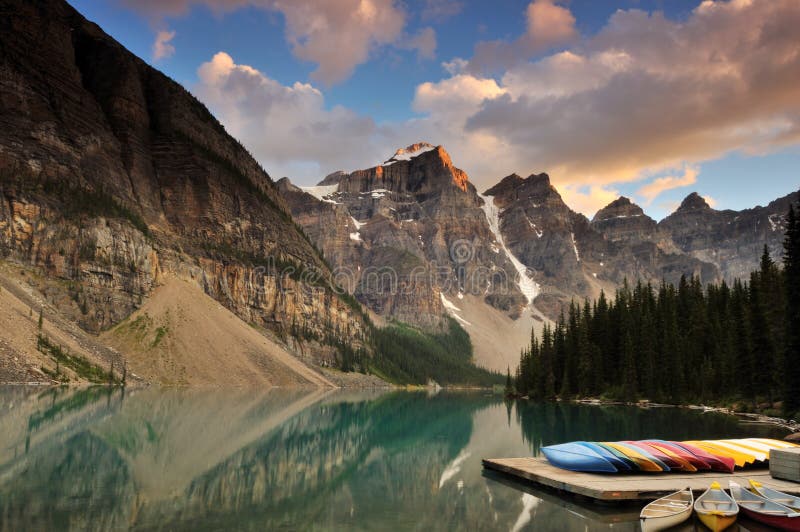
(784, 204, 800, 417)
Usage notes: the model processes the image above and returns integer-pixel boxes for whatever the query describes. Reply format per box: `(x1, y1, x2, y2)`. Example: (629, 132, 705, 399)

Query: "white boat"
(749, 479, 800, 512)
(640, 486, 693, 532)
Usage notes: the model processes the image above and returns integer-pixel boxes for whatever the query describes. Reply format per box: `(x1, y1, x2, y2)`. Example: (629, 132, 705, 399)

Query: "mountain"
(660, 191, 798, 281)
(0, 0, 370, 384)
(279, 144, 545, 372)
(284, 149, 797, 369)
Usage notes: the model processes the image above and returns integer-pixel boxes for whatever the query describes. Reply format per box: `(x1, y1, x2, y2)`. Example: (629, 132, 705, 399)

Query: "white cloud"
(124, 0, 409, 85)
(152, 29, 176, 61)
(636, 166, 699, 205)
(195, 52, 389, 179)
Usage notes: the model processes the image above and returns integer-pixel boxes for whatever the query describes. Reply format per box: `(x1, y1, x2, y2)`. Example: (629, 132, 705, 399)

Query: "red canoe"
(669, 442, 735, 473)
(624, 441, 693, 471)
(643, 440, 711, 471)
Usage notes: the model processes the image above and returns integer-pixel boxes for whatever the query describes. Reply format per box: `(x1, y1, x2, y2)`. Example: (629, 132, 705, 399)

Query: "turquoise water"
(0, 387, 789, 531)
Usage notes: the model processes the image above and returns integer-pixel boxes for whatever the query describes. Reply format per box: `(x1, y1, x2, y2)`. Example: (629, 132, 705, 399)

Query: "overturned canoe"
(603, 442, 667, 472)
(541, 443, 617, 473)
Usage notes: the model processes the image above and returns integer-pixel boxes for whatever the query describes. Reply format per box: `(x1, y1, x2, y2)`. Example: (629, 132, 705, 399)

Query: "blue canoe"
(541, 443, 618, 473)
(576, 442, 633, 471)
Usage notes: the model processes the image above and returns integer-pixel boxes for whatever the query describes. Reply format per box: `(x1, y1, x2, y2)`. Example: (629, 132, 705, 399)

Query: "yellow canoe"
(603, 442, 664, 472)
(684, 441, 751, 468)
(708, 440, 767, 462)
(694, 481, 739, 532)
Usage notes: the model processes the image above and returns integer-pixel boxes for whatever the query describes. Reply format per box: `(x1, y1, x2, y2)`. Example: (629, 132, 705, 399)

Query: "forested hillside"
(515, 197, 800, 418)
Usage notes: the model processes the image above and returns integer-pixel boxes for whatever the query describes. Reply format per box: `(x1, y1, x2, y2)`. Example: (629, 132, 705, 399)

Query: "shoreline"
(571, 397, 800, 433)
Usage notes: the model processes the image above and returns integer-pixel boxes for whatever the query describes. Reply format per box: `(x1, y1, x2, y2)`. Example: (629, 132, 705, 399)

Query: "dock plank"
(482, 457, 800, 502)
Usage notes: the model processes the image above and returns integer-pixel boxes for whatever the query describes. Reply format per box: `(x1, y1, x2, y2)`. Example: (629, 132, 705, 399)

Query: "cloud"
(636, 166, 699, 205)
(455, 0, 800, 195)
(183, 0, 800, 219)
(467, 0, 577, 73)
(122, 0, 408, 85)
(703, 195, 718, 208)
(195, 52, 389, 179)
(421, 0, 463, 22)
(152, 29, 176, 61)
(561, 185, 621, 218)
(398, 27, 437, 60)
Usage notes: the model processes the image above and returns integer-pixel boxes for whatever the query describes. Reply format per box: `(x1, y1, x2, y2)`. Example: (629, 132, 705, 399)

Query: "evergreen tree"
(784, 204, 800, 417)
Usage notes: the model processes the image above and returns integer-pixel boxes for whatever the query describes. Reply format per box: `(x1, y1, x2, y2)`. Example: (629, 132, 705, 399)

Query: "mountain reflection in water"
(0, 387, 788, 531)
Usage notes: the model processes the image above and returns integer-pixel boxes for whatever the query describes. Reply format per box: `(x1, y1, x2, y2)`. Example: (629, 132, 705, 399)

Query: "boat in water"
(749, 479, 800, 511)
(639, 486, 693, 532)
(729, 480, 800, 531)
(694, 481, 738, 531)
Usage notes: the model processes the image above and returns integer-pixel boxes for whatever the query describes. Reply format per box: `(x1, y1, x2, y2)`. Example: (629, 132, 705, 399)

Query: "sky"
(69, 0, 800, 220)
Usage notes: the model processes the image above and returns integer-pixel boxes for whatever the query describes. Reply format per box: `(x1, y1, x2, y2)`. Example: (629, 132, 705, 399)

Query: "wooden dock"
(482, 457, 800, 502)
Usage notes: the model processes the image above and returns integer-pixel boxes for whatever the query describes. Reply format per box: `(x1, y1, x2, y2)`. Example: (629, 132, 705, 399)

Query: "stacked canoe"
(541, 438, 798, 474)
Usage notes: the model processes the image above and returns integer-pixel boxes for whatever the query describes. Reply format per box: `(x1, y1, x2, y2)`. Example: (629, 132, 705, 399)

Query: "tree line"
(515, 199, 800, 419)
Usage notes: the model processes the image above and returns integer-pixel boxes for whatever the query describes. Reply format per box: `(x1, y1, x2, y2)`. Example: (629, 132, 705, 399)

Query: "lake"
(0, 386, 790, 531)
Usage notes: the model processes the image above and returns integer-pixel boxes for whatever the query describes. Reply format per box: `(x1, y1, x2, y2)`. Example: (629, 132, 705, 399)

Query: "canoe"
(611, 442, 671, 471)
(627, 441, 697, 472)
(640, 486, 693, 532)
(541, 443, 617, 473)
(750, 479, 800, 512)
(670, 442, 735, 473)
(593, 442, 640, 470)
(709, 440, 767, 462)
(644, 440, 711, 470)
(694, 481, 739, 531)
(576, 442, 632, 471)
(684, 441, 750, 468)
(729, 438, 781, 456)
(729, 481, 800, 531)
(648, 440, 710, 470)
(603, 442, 667, 472)
(749, 438, 800, 449)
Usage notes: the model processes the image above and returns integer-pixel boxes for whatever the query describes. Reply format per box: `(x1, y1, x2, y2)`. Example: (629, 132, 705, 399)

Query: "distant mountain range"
(279, 143, 797, 369)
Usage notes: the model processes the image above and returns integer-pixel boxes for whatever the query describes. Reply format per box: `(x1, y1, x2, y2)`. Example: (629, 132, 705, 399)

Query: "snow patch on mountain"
(300, 184, 339, 202)
(479, 193, 540, 305)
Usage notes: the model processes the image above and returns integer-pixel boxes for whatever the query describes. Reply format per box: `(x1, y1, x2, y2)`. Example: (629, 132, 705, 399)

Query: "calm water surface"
(0, 387, 789, 531)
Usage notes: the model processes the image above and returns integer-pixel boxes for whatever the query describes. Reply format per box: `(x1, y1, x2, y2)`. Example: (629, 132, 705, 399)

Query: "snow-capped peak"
(383, 142, 437, 166)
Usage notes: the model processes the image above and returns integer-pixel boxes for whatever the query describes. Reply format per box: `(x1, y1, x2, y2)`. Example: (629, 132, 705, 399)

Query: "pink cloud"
(152, 29, 176, 61)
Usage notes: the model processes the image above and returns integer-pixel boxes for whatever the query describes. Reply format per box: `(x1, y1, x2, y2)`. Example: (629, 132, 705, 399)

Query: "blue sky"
(69, 0, 800, 219)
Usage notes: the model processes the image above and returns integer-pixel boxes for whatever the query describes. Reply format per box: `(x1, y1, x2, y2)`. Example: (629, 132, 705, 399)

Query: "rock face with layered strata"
(0, 0, 368, 376)
(281, 144, 529, 330)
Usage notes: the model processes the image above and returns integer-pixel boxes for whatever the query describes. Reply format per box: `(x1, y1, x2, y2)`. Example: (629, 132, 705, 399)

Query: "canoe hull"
(739, 507, 800, 531)
(639, 506, 692, 532)
(697, 512, 737, 532)
(541, 443, 617, 473)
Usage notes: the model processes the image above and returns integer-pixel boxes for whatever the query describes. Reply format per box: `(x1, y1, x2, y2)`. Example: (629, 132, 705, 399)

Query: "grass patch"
(37, 334, 120, 384)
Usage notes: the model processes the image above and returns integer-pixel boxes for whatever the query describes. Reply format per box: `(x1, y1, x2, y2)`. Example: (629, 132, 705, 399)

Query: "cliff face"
(481, 174, 724, 318)
(281, 144, 528, 331)
(660, 191, 799, 281)
(0, 0, 367, 367)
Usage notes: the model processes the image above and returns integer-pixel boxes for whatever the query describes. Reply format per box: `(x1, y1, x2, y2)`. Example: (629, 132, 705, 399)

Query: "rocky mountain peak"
(676, 192, 712, 212)
(383, 142, 437, 165)
(592, 196, 647, 222)
(483, 172, 558, 209)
